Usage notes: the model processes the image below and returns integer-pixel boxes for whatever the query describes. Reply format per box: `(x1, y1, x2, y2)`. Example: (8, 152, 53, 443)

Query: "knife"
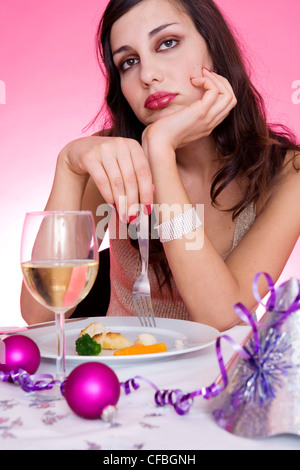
(0, 317, 86, 335)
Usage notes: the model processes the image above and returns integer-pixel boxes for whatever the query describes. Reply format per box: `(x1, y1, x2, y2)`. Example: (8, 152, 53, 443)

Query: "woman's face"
(110, 0, 213, 125)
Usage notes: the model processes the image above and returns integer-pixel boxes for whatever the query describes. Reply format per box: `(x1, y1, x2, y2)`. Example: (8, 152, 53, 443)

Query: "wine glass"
(20, 211, 99, 387)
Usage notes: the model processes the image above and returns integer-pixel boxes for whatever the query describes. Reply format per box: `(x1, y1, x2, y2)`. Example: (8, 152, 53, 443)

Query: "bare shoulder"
(275, 149, 300, 199)
(260, 150, 300, 220)
(226, 148, 300, 296)
(92, 128, 112, 137)
(256, 149, 300, 214)
(282, 148, 300, 174)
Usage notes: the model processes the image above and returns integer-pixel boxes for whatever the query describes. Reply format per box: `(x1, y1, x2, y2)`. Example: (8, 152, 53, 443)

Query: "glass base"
(25, 382, 63, 402)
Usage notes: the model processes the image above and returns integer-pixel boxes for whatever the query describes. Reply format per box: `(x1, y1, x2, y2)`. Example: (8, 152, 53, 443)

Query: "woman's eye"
(158, 39, 178, 51)
(120, 57, 139, 72)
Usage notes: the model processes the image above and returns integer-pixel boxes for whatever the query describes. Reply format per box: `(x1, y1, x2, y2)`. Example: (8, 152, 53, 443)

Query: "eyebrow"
(149, 22, 177, 38)
(112, 22, 178, 57)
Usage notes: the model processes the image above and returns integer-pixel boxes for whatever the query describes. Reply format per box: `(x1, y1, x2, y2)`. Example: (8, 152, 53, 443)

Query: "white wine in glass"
(21, 211, 99, 385)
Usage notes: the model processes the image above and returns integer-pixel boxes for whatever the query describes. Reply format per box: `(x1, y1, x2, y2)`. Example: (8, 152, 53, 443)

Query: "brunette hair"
(94, 0, 299, 284)
(96, 0, 298, 214)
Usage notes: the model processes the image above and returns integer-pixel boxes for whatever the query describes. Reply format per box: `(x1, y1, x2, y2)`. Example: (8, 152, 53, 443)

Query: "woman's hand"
(59, 135, 153, 222)
(142, 69, 237, 154)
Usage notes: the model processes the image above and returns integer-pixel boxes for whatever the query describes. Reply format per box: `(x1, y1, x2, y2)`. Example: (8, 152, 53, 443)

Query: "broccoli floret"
(75, 334, 102, 356)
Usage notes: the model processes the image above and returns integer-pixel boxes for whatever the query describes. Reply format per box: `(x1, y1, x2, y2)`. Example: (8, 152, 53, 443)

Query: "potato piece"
(134, 333, 157, 346)
(93, 332, 132, 350)
(80, 321, 109, 338)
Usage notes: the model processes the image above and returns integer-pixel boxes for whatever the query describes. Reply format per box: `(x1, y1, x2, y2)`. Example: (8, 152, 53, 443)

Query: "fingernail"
(128, 215, 137, 225)
(203, 67, 212, 73)
(144, 204, 152, 216)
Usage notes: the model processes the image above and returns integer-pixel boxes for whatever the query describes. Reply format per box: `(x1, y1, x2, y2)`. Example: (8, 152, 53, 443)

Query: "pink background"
(0, 0, 299, 326)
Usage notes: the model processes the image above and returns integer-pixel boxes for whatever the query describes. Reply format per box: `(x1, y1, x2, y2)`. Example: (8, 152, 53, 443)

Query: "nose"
(139, 56, 164, 87)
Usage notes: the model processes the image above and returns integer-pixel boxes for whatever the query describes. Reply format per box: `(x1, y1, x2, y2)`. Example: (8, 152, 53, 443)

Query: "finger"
(101, 151, 128, 223)
(190, 74, 220, 95)
(200, 96, 236, 132)
(205, 88, 237, 124)
(116, 142, 140, 223)
(186, 76, 220, 123)
(196, 71, 237, 124)
(129, 144, 154, 215)
(83, 156, 115, 207)
(202, 69, 237, 107)
(211, 72, 235, 96)
(202, 68, 231, 94)
(190, 75, 220, 109)
(156, 77, 219, 148)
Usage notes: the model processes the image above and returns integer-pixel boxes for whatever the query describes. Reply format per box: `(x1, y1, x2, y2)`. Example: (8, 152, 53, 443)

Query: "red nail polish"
(144, 204, 152, 216)
(128, 215, 137, 224)
(203, 67, 212, 73)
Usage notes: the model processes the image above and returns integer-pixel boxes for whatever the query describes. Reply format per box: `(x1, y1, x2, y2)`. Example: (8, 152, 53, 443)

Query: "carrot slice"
(113, 342, 167, 356)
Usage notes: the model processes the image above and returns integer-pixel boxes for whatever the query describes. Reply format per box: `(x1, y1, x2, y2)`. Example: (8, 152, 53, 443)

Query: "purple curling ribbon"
(252, 272, 300, 326)
(0, 368, 63, 394)
(120, 375, 195, 415)
(119, 326, 252, 415)
(120, 273, 300, 415)
(2, 274, 299, 417)
(252, 272, 277, 310)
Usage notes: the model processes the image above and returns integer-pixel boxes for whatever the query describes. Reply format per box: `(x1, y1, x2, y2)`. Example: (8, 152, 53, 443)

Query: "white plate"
(22, 316, 218, 364)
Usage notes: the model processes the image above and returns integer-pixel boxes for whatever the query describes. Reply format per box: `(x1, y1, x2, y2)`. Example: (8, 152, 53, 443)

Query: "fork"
(132, 209, 156, 327)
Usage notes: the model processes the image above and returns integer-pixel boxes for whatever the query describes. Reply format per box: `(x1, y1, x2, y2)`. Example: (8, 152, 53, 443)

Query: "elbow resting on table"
(187, 297, 251, 332)
(20, 282, 75, 325)
(198, 315, 242, 333)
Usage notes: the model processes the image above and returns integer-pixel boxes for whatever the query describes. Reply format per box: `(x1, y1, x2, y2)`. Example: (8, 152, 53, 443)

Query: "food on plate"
(134, 333, 157, 346)
(76, 320, 131, 353)
(75, 321, 166, 356)
(75, 334, 102, 356)
(113, 342, 167, 356)
(93, 332, 132, 350)
(80, 321, 110, 337)
(175, 339, 184, 350)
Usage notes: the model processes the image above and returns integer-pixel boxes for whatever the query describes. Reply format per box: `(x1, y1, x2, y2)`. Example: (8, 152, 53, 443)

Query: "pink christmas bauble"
(0, 335, 40, 374)
(64, 362, 120, 419)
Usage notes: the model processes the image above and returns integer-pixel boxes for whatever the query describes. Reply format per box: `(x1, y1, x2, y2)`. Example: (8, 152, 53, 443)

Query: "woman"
(21, 0, 300, 331)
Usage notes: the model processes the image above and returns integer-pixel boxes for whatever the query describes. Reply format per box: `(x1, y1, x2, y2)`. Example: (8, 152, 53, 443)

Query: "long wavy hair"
(93, 0, 299, 286)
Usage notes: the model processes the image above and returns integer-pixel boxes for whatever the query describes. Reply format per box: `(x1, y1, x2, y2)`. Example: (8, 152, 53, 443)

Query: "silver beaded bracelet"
(155, 207, 202, 243)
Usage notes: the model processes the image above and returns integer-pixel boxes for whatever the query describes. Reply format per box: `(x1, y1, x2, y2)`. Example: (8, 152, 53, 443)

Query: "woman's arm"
(21, 134, 154, 324)
(143, 70, 300, 331)
(151, 149, 299, 331)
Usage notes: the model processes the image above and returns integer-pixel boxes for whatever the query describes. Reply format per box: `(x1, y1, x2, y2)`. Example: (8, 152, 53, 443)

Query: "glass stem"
(55, 312, 65, 381)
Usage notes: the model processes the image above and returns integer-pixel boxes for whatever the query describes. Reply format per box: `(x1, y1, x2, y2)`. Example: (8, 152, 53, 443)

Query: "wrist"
(155, 206, 203, 243)
(58, 148, 89, 183)
(142, 131, 176, 167)
(46, 152, 89, 211)
(142, 123, 176, 153)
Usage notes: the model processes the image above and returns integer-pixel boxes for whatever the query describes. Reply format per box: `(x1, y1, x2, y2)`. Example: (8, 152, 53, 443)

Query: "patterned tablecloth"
(1, 325, 300, 451)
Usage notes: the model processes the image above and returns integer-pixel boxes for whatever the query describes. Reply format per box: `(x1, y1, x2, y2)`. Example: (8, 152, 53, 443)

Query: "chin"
(144, 106, 181, 125)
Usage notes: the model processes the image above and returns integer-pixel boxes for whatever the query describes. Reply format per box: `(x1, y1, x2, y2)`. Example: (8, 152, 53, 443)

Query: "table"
(1, 324, 300, 451)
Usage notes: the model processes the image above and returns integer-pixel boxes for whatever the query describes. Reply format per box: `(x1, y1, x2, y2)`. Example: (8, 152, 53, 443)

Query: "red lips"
(144, 91, 177, 110)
